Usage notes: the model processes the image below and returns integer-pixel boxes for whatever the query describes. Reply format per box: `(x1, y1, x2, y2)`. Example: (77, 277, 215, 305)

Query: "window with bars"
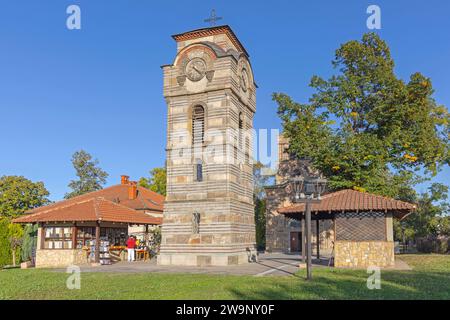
(192, 105, 205, 145)
(245, 136, 250, 164)
(238, 112, 243, 152)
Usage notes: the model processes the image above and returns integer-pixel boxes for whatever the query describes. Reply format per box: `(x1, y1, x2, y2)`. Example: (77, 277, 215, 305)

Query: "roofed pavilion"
(266, 187, 416, 268)
(13, 175, 164, 268)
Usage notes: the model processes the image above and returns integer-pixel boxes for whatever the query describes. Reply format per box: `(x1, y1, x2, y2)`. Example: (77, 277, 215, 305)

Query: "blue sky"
(1, 0, 449, 201)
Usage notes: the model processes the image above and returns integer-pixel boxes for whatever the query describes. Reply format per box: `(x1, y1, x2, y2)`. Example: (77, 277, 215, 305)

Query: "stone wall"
(36, 249, 88, 268)
(265, 180, 334, 253)
(334, 241, 395, 268)
(265, 182, 292, 252)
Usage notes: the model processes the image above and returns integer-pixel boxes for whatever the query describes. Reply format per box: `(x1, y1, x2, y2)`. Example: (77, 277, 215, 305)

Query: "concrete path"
(55, 253, 410, 275)
(67, 253, 331, 277)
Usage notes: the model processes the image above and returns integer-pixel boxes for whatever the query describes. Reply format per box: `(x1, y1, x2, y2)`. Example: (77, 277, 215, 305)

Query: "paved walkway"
(71, 253, 332, 277)
(55, 253, 411, 275)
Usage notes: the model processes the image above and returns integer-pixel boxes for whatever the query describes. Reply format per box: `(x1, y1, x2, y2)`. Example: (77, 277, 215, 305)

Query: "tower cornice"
(172, 25, 249, 58)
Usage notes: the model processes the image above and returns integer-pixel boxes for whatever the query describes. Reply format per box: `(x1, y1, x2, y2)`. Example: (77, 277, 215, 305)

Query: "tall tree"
(65, 150, 108, 199)
(253, 162, 272, 199)
(275, 33, 449, 197)
(8, 223, 23, 267)
(395, 183, 450, 241)
(253, 162, 272, 250)
(0, 176, 50, 218)
(139, 167, 166, 196)
(0, 176, 48, 266)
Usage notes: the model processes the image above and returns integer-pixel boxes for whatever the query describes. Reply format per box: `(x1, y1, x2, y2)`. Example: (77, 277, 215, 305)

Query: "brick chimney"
(128, 181, 138, 200)
(121, 175, 130, 185)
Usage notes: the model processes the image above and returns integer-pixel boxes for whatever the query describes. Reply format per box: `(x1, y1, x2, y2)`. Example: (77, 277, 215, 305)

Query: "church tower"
(158, 25, 257, 266)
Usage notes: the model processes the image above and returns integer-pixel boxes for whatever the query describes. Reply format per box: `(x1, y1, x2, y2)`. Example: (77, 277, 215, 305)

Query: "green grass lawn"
(1, 254, 449, 300)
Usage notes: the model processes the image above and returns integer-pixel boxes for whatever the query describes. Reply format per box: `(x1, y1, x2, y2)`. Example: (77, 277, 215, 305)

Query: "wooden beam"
(316, 219, 320, 259)
(145, 224, 149, 246)
(72, 224, 77, 249)
(301, 216, 305, 263)
(40, 223, 45, 250)
(305, 202, 312, 280)
(95, 221, 100, 263)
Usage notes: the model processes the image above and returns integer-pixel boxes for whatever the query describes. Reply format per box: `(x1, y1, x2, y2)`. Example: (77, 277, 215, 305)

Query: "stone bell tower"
(158, 25, 257, 266)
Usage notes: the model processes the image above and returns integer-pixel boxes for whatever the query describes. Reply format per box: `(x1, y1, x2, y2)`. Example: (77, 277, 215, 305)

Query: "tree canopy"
(65, 150, 109, 199)
(395, 183, 450, 241)
(253, 162, 271, 250)
(0, 175, 50, 218)
(274, 33, 449, 197)
(139, 167, 167, 196)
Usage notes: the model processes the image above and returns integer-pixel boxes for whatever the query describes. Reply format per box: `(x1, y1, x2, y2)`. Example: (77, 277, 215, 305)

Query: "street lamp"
(291, 176, 327, 280)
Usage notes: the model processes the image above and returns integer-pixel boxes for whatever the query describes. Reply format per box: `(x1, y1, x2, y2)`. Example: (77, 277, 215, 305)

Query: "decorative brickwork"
(159, 26, 257, 266)
(265, 184, 334, 253)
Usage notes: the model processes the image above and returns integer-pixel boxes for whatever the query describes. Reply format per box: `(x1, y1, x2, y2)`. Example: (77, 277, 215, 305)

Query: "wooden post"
(305, 201, 312, 280)
(301, 216, 305, 263)
(95, 222, 100, 263)
(72, 224, 77, 249)
(145, 224, 149, 246)
(316, 219, 320, 259)
(40, 223, 45, 250)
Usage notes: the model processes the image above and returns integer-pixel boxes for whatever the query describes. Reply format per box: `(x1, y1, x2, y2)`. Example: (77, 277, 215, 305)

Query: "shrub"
(416, 238, 433, 253)
(0, 218, 24, 267)
(436, 238, 449, 254)
(416, 237, 450, 254)
(21, 224, 38, 262)
(0, 218, 10, 267)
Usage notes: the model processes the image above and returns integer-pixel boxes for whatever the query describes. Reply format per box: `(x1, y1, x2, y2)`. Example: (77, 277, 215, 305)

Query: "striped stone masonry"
(159, 26, 257, 266)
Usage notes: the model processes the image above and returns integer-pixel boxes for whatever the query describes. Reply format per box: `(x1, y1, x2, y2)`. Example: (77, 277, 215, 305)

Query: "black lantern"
(290, 175, 327, 281)
(292, 177, 327, 202)
(292, 177, 305, 201)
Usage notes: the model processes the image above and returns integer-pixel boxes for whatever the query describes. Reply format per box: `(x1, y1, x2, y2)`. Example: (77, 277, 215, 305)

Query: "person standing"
(126, 236, 136, 262)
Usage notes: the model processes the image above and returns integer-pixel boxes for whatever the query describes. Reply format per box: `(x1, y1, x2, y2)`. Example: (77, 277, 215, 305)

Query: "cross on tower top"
(204, 9, 223, 26)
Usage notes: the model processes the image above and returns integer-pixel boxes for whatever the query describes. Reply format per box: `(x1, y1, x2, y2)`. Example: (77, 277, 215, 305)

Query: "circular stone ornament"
(240, 68, 249, 92)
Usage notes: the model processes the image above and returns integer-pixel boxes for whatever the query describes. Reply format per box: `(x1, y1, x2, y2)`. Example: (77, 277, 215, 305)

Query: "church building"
(158, 25, 258, 266)
(265, 135, 417, 268)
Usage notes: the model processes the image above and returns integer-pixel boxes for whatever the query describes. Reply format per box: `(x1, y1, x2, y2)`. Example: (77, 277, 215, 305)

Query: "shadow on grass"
(258, 257, 331, 268)
(253, 261, 301, 277)
(227, 270, 450, 300)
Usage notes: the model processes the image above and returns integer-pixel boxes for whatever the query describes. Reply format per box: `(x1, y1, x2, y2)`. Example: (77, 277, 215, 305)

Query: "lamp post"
(291, 176, 327, 280)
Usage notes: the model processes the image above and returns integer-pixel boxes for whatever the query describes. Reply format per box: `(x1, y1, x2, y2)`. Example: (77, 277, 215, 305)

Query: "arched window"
(192, 105, 205, 145)
(239, 112, 244, 145)
(238, 112, 243, 130)
(195, 159, 203, 182)
(245, 136, 250, 164)
(238, 112, 244, 163)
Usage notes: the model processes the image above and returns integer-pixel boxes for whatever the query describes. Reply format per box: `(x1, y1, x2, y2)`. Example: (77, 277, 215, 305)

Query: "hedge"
(417, 237, 449, 254)
(21, 224, 38, 262)
(0, 218, 22, 267)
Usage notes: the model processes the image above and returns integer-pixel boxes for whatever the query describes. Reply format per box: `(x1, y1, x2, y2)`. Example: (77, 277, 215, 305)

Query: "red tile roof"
(278, 189, 416, 218)
(172, 25, 249, 57)
(27, 184, 164, 215)
(13, 197, 162, 225)
(12, 182, 164, 225)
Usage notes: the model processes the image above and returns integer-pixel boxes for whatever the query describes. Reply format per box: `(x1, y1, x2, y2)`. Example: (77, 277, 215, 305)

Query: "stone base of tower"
(158, 200, 258, 266)
(157, 249, 258, 266)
